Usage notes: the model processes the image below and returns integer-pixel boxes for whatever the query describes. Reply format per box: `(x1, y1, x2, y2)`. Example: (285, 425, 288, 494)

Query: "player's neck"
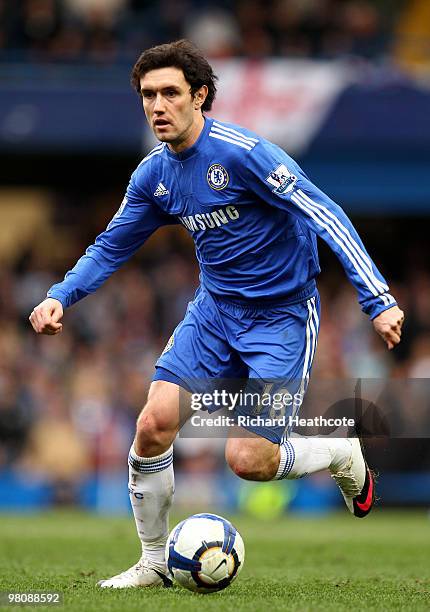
(168, 114, 205, 154)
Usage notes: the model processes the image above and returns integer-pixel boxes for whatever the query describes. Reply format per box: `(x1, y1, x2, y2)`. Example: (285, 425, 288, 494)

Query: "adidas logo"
(154, 182, 169, 197)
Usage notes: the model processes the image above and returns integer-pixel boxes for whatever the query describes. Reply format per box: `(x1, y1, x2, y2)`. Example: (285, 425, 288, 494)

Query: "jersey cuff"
(46, 290, 69, 310)
(361, 293, 398, 320)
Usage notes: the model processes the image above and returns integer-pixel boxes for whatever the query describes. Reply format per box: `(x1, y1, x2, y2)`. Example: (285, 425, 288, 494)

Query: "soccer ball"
(166, 513, 245, 593)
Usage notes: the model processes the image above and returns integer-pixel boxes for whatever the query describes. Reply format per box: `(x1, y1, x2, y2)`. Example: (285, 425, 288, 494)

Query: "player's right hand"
(29, 298, 64, 335)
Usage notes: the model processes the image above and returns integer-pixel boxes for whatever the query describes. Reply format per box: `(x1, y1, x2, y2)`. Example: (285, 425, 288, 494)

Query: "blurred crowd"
(0, 0, 411, 64)
(0, 189, 430, 504)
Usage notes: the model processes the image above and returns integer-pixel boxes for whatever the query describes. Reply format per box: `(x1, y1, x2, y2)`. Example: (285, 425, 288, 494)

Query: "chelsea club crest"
(207, 164, 229, 191)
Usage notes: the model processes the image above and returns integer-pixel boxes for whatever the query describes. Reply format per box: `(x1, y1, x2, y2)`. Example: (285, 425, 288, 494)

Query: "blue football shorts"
(154, 284, 320, 444)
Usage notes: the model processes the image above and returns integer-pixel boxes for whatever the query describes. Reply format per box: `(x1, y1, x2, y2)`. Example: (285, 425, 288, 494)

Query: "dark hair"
(131, 39, 218, 112)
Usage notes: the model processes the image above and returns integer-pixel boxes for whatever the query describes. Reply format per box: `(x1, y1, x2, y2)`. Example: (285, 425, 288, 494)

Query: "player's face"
(140, 67, 207, 153)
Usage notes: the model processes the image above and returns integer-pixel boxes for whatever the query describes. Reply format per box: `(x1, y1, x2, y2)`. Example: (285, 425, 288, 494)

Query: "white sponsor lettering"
(179, 206, 239, 232)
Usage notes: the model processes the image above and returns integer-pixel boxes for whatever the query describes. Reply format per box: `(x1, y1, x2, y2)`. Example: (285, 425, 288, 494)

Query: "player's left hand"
(372, 305, 404, 350)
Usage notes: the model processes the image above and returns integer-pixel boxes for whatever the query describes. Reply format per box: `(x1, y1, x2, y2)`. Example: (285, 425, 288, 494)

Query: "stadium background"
(0, 0, 430, 517)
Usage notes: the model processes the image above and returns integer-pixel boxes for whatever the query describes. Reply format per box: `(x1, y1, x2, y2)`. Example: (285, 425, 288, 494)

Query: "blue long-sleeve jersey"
(48, 117, 396, 320)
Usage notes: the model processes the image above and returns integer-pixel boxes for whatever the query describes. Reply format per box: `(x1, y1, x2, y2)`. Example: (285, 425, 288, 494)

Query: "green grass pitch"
(0, 510, 429, 611)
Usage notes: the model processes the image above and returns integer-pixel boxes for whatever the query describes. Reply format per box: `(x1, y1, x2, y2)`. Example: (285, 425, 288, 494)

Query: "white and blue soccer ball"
(166, 513, 245, 593)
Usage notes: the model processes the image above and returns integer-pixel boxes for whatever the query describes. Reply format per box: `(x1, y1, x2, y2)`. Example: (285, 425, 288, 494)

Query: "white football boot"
(330, 437, 375, 518)
(97, 556, 172, 589)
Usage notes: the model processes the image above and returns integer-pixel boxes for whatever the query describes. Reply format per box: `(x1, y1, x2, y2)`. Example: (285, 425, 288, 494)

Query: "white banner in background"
(209, 59, 356, 154)
(143, 60, 357, 154)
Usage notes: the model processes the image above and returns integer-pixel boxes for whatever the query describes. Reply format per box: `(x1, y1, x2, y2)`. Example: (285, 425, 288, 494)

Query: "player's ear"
(194, 85, 208, 110)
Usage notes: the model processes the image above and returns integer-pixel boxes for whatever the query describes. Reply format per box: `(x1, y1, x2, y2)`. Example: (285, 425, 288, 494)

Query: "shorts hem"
(154, 360, 196, 390)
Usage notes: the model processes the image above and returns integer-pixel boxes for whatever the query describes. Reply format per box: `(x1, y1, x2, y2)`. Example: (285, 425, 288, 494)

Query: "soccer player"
(29, 40, 404, 588)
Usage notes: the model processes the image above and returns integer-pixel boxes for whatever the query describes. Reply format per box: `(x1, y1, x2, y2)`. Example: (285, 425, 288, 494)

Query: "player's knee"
(226, 440, 279, 481)
(227, 448, 267, 481)
(136, 405, 175, 452)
